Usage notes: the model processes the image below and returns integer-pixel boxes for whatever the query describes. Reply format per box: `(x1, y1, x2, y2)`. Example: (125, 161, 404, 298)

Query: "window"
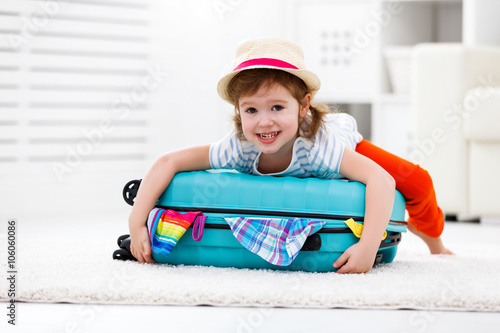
(0, 0, 153, 218)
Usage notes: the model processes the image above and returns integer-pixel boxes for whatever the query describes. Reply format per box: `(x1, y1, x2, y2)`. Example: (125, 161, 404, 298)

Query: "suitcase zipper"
(201, 223, 352, 233)
(159, 205, 366, 222)
(158, 205, 406, 225)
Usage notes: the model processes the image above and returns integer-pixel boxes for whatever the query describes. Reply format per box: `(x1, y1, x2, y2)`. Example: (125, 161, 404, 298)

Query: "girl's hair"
(226, 68, 330, 140)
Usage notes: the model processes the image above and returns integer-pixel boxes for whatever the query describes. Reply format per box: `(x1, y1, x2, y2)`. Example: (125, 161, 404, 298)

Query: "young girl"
(128, 37, 452, 273)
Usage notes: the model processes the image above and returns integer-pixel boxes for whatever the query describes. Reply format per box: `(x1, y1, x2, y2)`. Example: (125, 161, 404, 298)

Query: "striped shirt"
(209, 112, 363, 179)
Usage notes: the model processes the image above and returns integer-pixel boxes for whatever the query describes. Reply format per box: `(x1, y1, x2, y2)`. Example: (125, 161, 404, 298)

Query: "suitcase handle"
(192, 215, 206, 241)
(123, 179, 142, 206)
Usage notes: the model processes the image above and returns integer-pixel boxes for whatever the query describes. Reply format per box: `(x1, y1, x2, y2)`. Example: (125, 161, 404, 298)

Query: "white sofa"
(411, 43, 500, 218)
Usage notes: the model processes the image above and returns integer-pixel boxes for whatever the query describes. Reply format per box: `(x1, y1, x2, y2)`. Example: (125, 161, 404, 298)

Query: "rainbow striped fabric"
(147, 208, 204, 257)
(224, 217, 326, 266)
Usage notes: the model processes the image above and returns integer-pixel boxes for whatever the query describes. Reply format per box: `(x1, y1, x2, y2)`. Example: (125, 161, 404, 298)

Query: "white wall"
(0, 0, 290, 224)
(463, 0, 500, 46)
(0, 0, 156, 223)
(146, 0, 290, 159)
(5, 0, 497, 225)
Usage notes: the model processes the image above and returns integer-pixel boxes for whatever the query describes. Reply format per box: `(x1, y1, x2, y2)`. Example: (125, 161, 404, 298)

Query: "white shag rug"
(1, 217, 499, 311)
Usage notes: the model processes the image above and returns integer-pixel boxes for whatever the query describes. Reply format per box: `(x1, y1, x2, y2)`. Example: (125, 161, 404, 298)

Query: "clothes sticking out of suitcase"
(114, 170, 407, 272)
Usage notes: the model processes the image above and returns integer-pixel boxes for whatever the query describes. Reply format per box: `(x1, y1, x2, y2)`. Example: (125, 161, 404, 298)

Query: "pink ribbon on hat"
(233, 58, 298, 72)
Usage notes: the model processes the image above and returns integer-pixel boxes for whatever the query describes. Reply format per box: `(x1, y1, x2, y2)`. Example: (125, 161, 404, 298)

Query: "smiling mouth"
(259, 132, 279, 139)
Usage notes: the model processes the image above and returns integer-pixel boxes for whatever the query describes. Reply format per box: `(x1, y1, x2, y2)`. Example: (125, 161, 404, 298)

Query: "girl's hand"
(335, 148, 395, 274)
(127, 145, 211, 264)
(130, 224, 156, 264)
(332, 241, 378, 274)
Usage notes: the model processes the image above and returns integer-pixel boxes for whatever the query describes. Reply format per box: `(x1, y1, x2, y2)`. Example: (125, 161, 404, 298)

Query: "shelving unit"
(290, 0, 500, 160)
(373, 0, 462, 159)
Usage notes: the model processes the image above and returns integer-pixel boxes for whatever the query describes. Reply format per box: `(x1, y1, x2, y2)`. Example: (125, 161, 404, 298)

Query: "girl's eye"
(245, 107, 258, 114)
(271, 105, 283, 111)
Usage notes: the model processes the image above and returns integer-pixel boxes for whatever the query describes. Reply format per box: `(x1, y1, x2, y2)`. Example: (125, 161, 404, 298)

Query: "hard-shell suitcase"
(119, 170, 407, 272)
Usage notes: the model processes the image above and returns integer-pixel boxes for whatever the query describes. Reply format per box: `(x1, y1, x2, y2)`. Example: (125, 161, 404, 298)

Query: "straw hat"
(217, 37, 321, 103)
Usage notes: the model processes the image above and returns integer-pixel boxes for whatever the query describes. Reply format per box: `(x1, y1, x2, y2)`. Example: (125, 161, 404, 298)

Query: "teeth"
(260, 132, 278, 139)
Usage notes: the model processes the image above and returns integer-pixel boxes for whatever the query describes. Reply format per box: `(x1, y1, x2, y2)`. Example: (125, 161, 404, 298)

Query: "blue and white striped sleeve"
(209, 131, 257, 173)
(332, 113, 363, 149)
(307, 113, 363, 179)
(209, 131, 237, 169)
(308, 131, 346, 178)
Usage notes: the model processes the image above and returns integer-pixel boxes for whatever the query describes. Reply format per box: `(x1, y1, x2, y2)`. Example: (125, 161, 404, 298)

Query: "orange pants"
(355, 140, 444, 237)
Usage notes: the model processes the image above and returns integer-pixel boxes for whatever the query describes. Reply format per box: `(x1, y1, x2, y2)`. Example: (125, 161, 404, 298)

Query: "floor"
(3, 219, 500, 333)
(3, 302, 500, 333)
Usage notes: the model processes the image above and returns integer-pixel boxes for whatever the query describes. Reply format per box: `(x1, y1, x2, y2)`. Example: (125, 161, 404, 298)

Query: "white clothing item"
(209, 113, 363, 179)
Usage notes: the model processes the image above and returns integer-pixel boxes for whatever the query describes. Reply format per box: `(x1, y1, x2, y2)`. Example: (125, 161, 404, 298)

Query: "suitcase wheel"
(117, 234, 130, 247)
(116, 235, 130, 247)
(113, 248, 136, 261)
(122, 179, 142, 206)
(112, 235, 137, 261)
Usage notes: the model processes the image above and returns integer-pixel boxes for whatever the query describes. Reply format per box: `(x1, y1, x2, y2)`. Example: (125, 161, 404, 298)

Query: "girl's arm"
(128, 145, 211, 263)
(333, 148, 395, 273)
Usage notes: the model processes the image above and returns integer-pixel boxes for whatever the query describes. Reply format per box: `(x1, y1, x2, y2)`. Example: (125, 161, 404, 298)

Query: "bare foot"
(407, 223, 454, 255)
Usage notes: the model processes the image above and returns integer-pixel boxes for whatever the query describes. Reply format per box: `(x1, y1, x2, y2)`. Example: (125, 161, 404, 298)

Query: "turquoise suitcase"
(119, 170, 407, 272)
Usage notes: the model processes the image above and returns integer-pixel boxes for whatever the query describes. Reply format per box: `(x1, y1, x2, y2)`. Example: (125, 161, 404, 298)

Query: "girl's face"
(238, 83, 309, 157)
